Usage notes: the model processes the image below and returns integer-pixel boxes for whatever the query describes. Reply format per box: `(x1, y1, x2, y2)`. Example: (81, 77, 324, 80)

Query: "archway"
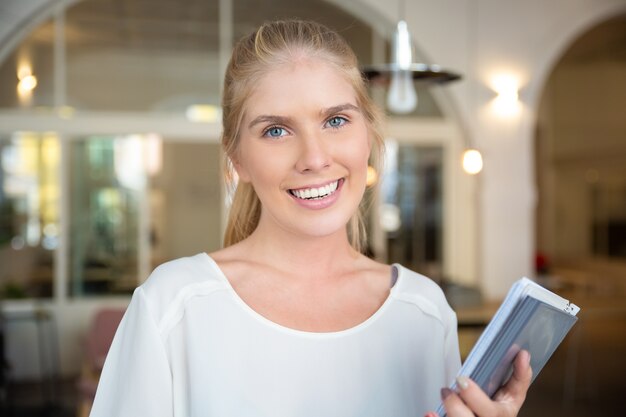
(535, 13, 626, 289)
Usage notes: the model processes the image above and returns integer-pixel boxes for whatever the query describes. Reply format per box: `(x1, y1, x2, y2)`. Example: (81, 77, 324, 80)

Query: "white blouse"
(90, 253, 461, 417)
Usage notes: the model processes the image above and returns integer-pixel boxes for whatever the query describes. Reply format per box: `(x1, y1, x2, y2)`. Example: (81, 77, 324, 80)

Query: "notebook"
(436, 277, 580, 416)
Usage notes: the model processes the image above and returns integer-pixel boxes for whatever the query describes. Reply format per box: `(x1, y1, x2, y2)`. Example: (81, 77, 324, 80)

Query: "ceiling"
(19, 0, 375, 59)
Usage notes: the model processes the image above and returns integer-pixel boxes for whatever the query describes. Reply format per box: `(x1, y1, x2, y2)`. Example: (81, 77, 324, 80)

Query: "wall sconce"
(17, 74, 37, 94)
(17, 63, 37, 104)
(462, 148, 483, 175)
(491, 74, 521, 117)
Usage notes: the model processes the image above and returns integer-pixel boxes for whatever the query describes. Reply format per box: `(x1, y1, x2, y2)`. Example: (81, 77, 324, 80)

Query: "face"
(233, 59, 371, 241)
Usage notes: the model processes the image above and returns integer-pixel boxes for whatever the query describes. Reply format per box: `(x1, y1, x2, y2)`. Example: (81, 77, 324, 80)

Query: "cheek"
(353, 151, 370, 174)
(241, 151, 289, 195)
(348, 133, 372, 171)
(235, 141, 279, 185)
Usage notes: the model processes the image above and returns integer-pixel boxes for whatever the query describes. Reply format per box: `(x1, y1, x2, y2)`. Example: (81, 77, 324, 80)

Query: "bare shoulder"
(207, 243, 260, 286)
(207, 244, 242, 265)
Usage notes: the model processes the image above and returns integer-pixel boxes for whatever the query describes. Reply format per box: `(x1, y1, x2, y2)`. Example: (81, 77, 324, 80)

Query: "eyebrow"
(248, 115, 293, 130)
(247, 103, 361, 130)
(320, 103, 361, 119)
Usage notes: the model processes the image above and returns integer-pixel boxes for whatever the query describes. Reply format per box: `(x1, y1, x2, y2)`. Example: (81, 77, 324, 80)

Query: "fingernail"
(440, 387, 454, 401)
(456, 375, 470, 390)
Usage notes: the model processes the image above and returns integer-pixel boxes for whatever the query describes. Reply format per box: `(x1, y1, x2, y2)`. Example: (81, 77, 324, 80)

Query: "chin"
(291, 213, 354, 240)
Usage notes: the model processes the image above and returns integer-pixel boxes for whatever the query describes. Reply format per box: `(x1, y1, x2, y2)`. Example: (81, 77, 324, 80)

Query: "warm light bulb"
(387, 20, 418, 114)
(394, 21, 412, 69)
(17, 74, 37, 94)
(462, 149, 483, 175)
(387, 70, 417, 114)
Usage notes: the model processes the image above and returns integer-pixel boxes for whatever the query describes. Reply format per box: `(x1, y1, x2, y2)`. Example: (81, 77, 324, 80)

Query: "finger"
(454, 375, 497, 417)
(497, 350, 533, 407)
(441, 387, 474, 417)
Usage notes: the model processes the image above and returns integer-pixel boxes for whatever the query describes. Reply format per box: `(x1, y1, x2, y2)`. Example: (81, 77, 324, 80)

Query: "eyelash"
(262, 126, 288, 138)
(260, 115, 350, 139)
(325, 116, 349, 129)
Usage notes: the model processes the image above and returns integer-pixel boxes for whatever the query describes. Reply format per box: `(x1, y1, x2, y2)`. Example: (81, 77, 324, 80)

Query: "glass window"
(381, 142, 443, 280)
(67, 135, 222, 296)
(0, 133, 59, 298)
(68, 136, 144, 296)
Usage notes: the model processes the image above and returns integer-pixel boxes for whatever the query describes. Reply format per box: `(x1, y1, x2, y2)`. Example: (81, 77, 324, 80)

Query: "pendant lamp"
(361, 1, 461, 114)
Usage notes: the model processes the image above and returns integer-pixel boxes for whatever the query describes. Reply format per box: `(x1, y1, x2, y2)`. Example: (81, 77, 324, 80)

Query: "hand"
(425, 350, 533, 417)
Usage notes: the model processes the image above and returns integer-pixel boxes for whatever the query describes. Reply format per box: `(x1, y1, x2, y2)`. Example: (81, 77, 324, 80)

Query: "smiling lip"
(288, 178, 344, 209)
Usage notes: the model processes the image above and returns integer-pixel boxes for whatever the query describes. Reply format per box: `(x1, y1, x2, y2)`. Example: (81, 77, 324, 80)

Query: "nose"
(294, 131, 331, 173)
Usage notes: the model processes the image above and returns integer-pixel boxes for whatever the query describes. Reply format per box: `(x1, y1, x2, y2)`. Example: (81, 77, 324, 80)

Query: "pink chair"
(76, 308, 126, 417)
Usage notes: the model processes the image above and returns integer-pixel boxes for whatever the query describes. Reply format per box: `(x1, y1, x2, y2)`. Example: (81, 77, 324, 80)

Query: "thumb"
(497, 349, 533, 406)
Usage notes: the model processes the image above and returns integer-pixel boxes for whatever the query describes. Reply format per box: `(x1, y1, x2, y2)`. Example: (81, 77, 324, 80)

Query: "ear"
(230, 155, 251, 184)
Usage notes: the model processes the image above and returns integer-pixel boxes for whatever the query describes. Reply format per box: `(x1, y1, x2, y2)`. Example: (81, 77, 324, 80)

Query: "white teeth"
(291, 180, 340, 200)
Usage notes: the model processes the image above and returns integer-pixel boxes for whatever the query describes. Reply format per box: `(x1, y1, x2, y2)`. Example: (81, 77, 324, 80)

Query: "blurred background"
(0, 0, 624, 416)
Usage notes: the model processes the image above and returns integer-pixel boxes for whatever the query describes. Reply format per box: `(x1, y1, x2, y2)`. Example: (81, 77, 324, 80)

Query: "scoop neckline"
(199, 252, 402, 338)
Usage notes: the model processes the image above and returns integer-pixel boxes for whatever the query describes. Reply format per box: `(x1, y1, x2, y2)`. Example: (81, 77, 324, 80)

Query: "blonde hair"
(221, 19, 384, 252)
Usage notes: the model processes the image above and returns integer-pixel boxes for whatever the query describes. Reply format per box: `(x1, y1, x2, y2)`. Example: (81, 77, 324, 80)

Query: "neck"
(243, 216, 361, 281)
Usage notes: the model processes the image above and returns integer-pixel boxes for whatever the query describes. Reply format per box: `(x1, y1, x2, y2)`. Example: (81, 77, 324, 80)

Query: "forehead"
(243, 59, 358, 118)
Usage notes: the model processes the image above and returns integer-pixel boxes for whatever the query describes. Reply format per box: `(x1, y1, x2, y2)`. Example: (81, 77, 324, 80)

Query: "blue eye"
(264, 126, 287, 138)
(326, 116, 347, 128)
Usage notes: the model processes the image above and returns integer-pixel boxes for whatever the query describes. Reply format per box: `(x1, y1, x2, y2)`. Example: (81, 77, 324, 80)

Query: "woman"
(90, 20, 531, 417)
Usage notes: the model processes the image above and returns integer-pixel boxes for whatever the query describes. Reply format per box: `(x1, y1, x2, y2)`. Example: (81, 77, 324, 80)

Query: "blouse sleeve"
(443, 308, 462, 385)
(90, 286, 173, 417)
